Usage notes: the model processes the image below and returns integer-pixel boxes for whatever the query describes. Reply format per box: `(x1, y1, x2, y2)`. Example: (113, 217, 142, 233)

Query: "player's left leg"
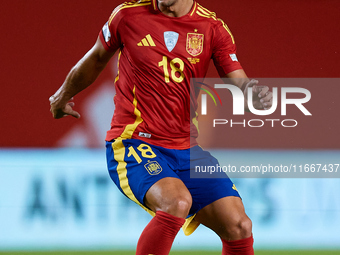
(194, 196, 254, 255)
(177, 145, 254, 255)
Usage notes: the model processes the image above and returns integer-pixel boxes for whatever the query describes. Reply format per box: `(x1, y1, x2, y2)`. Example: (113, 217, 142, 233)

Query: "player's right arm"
(49, 37, 115, 119)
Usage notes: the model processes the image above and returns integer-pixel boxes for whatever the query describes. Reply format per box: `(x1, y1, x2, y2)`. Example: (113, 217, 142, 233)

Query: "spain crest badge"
(144, 161, 162, 175)
(186, 33, 204, 56)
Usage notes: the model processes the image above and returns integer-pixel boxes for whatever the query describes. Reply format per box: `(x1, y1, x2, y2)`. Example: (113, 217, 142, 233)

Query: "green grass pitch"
(1, 251, 340, 255)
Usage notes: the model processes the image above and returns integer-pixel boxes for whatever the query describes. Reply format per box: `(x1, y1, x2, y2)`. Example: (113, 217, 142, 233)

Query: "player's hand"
(49, 96, 81, 119)
(244, 80, 273, 110)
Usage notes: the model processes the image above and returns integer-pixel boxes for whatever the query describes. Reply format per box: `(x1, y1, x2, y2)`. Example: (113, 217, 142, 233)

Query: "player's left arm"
(223, 69, 273, 110)
(212, 18, 272, 110)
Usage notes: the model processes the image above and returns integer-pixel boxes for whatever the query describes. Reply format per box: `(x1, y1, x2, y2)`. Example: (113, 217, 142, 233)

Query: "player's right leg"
(137, 177, 192, 255)
(106, 138, 191, 255)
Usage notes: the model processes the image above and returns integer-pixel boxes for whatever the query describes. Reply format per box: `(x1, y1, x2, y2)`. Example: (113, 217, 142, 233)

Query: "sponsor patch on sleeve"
(229, 53, 238, 62)
(102, 22, 111, 42)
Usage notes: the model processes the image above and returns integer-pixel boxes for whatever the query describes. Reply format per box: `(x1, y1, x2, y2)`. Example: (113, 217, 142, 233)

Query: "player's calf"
(136, 211, 186, 255)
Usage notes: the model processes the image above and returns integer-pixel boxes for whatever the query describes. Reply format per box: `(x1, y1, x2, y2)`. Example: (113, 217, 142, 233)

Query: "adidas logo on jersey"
(137, 34, 156, 47)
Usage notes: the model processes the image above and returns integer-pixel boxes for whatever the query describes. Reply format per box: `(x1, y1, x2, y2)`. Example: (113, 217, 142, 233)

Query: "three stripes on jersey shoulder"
(196, 4, 235, 44)
(196, 4, 217, 20)
(109, 0, 151, 25)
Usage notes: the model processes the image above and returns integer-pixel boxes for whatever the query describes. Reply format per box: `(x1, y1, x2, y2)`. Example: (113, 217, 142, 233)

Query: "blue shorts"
(106, 138, 240, 234)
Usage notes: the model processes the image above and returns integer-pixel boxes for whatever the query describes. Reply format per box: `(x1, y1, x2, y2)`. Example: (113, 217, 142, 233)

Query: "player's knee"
(176, 194, 192, 215)
(238, 216, 252, 237)
(226, 216, 252, 240)
(163, 193, 192, 218)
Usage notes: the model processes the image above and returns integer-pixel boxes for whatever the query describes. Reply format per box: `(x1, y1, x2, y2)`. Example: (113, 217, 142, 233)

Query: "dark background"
(1, 0, 339, 148)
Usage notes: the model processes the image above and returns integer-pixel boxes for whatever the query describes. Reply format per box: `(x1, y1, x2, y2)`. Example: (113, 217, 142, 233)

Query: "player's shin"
(136, 211, 185, 255)
(221, 235, 254, 255)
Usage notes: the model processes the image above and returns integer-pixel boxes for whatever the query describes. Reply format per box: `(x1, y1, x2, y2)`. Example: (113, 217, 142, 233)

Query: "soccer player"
(50, 0, 272, 254)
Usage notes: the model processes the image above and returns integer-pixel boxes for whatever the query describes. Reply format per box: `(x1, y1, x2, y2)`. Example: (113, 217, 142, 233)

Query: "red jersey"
(99, 0, 242, 149)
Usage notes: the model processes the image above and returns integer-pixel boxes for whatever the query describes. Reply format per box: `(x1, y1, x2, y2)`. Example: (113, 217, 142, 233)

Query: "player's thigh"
(194, 196, 252, 240)
(176, 146, 240, 217)
(106, 139, 182, 210)
(180, 174, 240, 216)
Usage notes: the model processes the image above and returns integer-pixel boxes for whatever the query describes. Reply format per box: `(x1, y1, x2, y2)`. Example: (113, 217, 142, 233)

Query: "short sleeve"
(212, 19, 243, 77)
(99, 5, 124, 52)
